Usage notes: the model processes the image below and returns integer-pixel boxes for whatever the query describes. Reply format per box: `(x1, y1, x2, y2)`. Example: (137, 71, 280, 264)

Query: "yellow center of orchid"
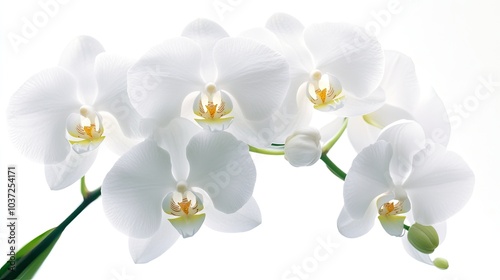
(165, 182, 203, 218)
(74, 106, 104, 140)
(378, 200, 404, 216)
(196, 83, 230, 120)
(169, 196, 200, 217)
(177, 198, 192, 215)
(66, 106, 106, 153)
(306, 70, 345, 111)
(162, 181, 206, 238)
(193, 83, 234, 131)
(205, 101, 218, 118)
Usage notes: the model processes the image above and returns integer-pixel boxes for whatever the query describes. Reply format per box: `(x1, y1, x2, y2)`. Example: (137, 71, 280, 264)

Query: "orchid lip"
(163, 187, 204, 218)
(378, 199, 405, 216)
(193, 84, 234, 131)
(66, 105, 105, 153)
(162, 187, 206, 238)
(306, 71, 345, 111)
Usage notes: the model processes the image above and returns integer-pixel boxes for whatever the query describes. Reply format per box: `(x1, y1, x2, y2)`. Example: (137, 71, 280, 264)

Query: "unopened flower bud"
(407, 223, 439, 254)
(433, 257, 449, 270)
(284, 127, 322, 167)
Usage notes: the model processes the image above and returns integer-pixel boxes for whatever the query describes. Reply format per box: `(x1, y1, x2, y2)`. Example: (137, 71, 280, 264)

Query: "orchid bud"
(433, 257, 449, 270)
(407, 223, 439, 254)
(284, 127, 322, 167)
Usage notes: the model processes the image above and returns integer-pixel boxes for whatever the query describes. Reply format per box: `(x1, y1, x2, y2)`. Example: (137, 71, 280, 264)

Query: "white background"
(1, 0, 499, 279)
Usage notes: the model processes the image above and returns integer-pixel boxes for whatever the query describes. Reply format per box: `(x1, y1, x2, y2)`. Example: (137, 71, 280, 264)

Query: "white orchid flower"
(7, 36, 141, 190)
(127, 19, 290, 147)
(102, 118, 260, 263)
(348, 51, 451, 151)
(337, 120, 474, 239)
(252, 13, 385, 143)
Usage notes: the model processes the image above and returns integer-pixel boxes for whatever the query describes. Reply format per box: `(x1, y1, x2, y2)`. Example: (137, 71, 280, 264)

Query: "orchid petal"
(239, 27, 283, 54)
(7, 67, 80, 164)
(214, 37, 290, 121)
(100, 112, 141, 156)
(45, 149, 98, 190)
(102, 140, 176, 238)
(240, 27, 309, 78)
(93, 53, 142, 138)
(187, 131, 256, 214)
(344, 141, 392, 219)
(182, 18, 229, 82)
(304, 23, 384, 98)
(271, 77, 313, 144)
(203, 196, 261, 233)
(156, 118, 201, 181)
(337, 206, 377, 238)
(364, 104, 415, 129)
(58, 36, 104, 104)
(404, 144, 475, 225)
(382, 51, 420, 111)
(413, 88, 451, 147)
(225, 105, 275, 147)
(333, 87, 385, 117)
(265, 13, 314, 71)
(127, 37, 204, 126)
(347, 116, 381, 153)
(378, 120, 426, 185)
(129, 218, 180, 264)
(347, 104, 414, 152)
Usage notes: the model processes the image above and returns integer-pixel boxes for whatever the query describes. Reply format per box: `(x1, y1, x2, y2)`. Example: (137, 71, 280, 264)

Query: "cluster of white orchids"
(4, 13, 474, 277)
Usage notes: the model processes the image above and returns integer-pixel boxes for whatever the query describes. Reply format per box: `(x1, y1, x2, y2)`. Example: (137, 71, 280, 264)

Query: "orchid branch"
(320, 153, 346, 181)
(0, 178, 101, 280)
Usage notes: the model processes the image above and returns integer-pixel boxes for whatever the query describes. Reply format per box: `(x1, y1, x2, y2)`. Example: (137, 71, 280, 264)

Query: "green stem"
(322, 118, 348, 154)
(249, 145, 284, 155)
(403, 224, 411, 231)
(2, 187, 101, 279)
(80, 176, 89, 199)
(320, 153, 347, 181)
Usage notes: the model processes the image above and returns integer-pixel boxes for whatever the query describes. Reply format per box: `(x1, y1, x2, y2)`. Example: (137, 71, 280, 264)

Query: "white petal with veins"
(8, 67, 80, 164)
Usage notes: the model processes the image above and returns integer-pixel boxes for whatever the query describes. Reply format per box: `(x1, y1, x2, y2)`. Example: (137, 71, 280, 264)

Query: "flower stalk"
(320, 153, 347, 181)
(0, 181, 101, 280)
